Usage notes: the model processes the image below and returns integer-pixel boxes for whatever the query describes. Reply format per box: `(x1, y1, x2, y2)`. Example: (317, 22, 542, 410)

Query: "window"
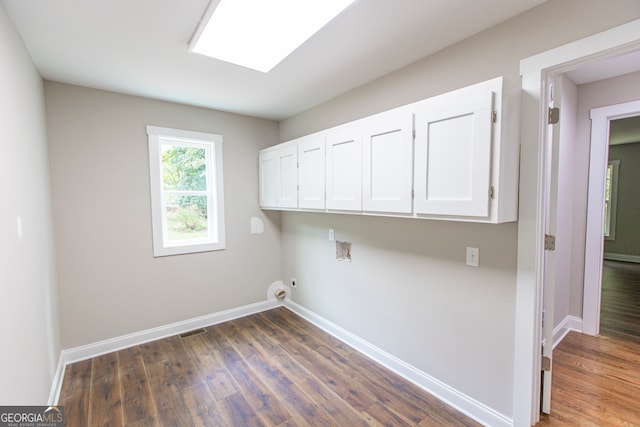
(603, 159, 619, 240)
(147, 126, 225, 256)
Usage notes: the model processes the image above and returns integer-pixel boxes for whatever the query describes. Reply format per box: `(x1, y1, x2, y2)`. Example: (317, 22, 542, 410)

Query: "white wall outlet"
(466, 247, 479, 267)
(329, 229, 335, 241)
(291, 277, 297, 288)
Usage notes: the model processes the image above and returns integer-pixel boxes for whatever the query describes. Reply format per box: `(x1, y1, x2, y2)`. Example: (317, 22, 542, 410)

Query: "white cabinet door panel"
(414, 88, 493, 217)
(363, 113, 413, 213)
(277, 146, 298, 208)
(259, 150, 278, 208)
(326, 125, 362, 211)
(298, 135, 325, 210)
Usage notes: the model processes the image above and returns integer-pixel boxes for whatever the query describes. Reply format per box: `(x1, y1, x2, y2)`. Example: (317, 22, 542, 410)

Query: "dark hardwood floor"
(537, 331, 640, 426)
(59, 307, 480, 426)
(600, 260, 640, 342)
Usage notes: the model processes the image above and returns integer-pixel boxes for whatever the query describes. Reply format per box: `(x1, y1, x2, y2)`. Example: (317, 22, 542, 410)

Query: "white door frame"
(514, 19, 640, 427)
(582, 100, 640, 336)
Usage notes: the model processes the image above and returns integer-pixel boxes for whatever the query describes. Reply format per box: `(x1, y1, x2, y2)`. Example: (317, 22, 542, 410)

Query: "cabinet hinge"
(548, 107, 560, 125)
(491, 111, 497, 124)
(489, 186, 495, 200)
(541, 355, 551, 371)
(544, 234, 556, 251)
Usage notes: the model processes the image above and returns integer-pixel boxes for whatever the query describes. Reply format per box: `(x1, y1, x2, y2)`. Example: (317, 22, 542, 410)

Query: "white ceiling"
(2, 0, 551, 120)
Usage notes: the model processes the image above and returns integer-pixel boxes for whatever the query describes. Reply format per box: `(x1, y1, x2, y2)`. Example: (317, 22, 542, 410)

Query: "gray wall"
(44, 82, 282, 349)
(605, 142, 640, 257)
(553, 76, 579, 331)
(0, 4, 61, 404)
(279, 0, 640, 418)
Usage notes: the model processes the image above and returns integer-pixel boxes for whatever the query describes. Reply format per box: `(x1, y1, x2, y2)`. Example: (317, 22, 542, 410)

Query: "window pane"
(603, 164, 613, 237)
(164, 195, 209, 242)
(161, 144, 207, 191)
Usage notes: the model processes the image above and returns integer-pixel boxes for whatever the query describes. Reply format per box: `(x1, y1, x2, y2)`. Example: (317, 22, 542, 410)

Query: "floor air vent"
(179, 328, 207, 339)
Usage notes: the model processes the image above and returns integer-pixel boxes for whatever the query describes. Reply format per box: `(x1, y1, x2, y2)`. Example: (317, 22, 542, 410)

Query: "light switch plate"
(466, 247, 479, 267)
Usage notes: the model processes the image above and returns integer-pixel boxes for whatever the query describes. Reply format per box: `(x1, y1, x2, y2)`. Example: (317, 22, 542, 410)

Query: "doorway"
(515, 19, 640, 426)
(583, 101, 640, 337)
(592, 114, 640, 342)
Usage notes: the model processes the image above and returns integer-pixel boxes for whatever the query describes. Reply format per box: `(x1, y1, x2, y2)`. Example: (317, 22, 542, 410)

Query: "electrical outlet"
(466, 247, 479, 267)
(291, 277, 297, 288)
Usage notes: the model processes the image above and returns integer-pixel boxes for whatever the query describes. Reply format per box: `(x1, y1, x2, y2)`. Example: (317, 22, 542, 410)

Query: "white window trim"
(147, 125, 225, 257)
(604, 159, 620, 240)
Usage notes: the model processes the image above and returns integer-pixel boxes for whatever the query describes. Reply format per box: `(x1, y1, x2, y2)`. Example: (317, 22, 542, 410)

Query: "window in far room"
(603, 159, 619, 240)
(147, 126, 225, 256)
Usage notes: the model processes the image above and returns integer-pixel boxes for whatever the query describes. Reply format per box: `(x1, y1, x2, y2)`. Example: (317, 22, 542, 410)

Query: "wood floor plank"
(60, 358, 92, 427)
(140, 339, 197, 427)
(364, 402, 412, 427)
(222, 392, 268, 427)
(207, 324, 291, 426)
(181, 333, 239, 401)
(537, 331, 640, 426)
(124, 416, 161, 427)
(89, 352, 123, 427)
(263, 308, 354, 358)
(280, 338, 378, 412)
(239, 315, 374, 426)
(181, 381, 230, 427)
(117, 346, 156, 425)
(226, 320, 348, 426)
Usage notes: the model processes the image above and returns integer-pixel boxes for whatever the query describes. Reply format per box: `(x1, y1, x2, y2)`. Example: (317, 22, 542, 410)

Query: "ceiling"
(2, 0, 550, 121)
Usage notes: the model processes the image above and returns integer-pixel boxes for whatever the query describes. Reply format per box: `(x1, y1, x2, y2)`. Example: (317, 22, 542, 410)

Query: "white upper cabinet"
(298, 134, 325, 210)
(413, 84, 493, 217)
(326, 123, 362, 211)
(258, 76, 519, 223)
(259, 144, 297, 209)
(362, 113, 414, 214)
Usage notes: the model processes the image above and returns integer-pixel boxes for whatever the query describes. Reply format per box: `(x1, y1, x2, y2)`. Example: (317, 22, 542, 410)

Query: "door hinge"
(548, 107, 560, 124)
(411, 189, 415, 199)
(489, 186, 495, 200)
(544, 234, 556, 251)
(491, 111, 498, 124)
(412, 129, 416, 139)
(541, 355, 551, 371)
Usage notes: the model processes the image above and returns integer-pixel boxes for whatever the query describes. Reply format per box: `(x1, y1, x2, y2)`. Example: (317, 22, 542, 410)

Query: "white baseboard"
(603, 252, 640, 264)
(283, 300, 512, 427)
(552, 315, 582, 349)
(48, 354, 66, 405)
(48, 299, 280, 404)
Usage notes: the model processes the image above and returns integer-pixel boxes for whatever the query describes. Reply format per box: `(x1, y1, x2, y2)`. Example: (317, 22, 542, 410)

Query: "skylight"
(189, 0, 356, 73)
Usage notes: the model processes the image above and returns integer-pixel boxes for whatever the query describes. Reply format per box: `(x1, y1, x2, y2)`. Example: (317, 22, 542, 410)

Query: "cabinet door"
(298, 135, 325, 210)
(326, 125, 362, 211)
(258, 150, 278, 208)
(277, 145, 298, 208)
(413, 87, 493, 217)
(362, 113, 414, 213)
